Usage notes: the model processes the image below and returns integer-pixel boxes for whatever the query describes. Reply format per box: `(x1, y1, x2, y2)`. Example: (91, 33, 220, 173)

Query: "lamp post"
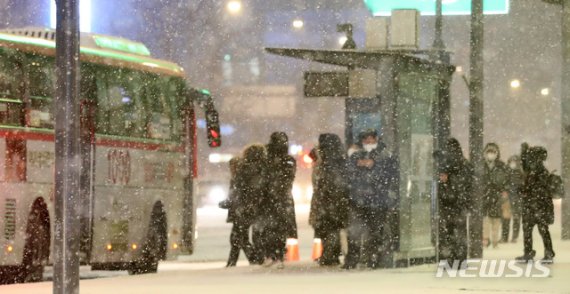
(53, 0, 81, 293)
(469, 0, 484, 259)
(542, 0, 570, 240)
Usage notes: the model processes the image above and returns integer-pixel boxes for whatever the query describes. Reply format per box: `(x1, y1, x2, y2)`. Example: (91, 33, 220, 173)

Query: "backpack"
(549, 170, 565, 199)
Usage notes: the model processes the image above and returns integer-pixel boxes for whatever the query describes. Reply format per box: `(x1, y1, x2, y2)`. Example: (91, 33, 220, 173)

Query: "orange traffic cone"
(312, 238, 323, 261)
(286, 238, 300, 261)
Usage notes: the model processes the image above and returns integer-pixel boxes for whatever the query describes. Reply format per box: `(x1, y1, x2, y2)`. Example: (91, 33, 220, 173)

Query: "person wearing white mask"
(342, 129, 398, 269)
(482, 143, 508, 249)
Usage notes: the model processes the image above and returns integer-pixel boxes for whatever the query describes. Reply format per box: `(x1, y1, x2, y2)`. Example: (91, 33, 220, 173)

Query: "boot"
(541, 250, 555, 264)
(515, 250, 536, 262)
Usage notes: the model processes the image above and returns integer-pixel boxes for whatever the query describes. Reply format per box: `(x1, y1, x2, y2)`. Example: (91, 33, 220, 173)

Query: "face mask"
(363, 143, 377, 153)
(485, 152, 497, 162)
(509, 162, 517, 170)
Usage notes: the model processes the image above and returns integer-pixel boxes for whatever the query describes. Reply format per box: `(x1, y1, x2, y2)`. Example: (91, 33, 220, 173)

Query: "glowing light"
(303, 154, 313, 164)
(292, 19, 304, 29)
(289, 144, 303, 156)
(51, 0, 92, 32)
(106, 244, 113, 251)
(226, 1, 242, 14)
(541, 88, 550, 96)
(6, 245, 13, 252)
(455, 66, 463, 73)
(131, 243, 138, 250)
(286, 238, 299, 246)
(172, 243, 179, 250)
(292, 184, 302, 201)
(510, 79, 521, 89)
(338, 36, 348, 46)
(306, 185, 313, 200)
(208, 186, 227, 203)
(209, 153, 233, 163)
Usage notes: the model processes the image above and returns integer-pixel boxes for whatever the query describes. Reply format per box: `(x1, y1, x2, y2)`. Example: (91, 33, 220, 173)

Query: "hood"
(484, 142, 501, 160)
(267, 132, 289, 157)
(242, 144, 266, 164)
(445, 138, 464, 160)
(318, 133, 345, 163)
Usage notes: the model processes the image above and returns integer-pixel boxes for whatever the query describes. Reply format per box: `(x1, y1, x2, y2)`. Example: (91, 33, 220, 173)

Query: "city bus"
(0, 27, 220, 283)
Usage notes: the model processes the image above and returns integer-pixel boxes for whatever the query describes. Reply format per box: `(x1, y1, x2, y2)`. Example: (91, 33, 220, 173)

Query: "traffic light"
(205, 108, 221, 148)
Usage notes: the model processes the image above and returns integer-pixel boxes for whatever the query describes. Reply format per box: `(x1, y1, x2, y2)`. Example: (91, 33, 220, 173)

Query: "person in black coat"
(436, 138, 473, 265)
(258, 132, 297, 267)
(221, 157, 241, 266)
(516, 145, 555, 263)
(482, 143, 508, 248)
(226, 145, 266, 266)
(309, 134, 350, 266)
(343, 129, 398, 269)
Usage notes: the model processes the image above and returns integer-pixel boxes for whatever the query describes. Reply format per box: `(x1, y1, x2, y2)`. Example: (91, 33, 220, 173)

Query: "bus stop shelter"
(266, 47, 455, 265)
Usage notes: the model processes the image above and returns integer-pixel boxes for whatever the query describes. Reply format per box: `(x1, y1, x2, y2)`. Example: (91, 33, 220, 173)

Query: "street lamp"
(510, 79, 521, 89)
(226, 0, 242, 15)
(292, 19, 304, 29)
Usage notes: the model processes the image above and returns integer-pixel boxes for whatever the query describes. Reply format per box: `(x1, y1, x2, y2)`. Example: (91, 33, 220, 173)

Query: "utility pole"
(53, 0, 81, 293)
(561, 0, 570, 240)
(469, 0, 484, 258)
(540, 0, 570, 240)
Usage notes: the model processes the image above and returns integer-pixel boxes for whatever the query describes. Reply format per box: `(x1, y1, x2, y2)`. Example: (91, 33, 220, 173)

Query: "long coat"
(522, 165, 554, 225)
(263, 154, 298, 238)
(233, 160, 267, 225)
(347, 145, 397, 210)
(482, 161, 508, 218)
(309, 158, 350, 233)
(438, 155, 474, 216)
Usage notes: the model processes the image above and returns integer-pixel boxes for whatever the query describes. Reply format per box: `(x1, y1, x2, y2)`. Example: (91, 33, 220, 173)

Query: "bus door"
(79, 73, 97, 261)
(181, 103, 196, 253)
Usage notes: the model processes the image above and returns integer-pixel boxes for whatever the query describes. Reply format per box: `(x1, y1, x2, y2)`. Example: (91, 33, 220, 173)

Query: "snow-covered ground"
(2, 203, 570, 293)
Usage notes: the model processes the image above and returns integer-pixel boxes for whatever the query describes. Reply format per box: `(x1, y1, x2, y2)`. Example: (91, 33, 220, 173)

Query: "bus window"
(27, 57, 54, 129)
(0, 51, 24, 126)
(142, 75, 172, 140)
(96, 70, 146, 138)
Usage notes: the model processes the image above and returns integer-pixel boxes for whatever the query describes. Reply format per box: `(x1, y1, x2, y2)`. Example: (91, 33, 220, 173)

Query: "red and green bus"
(0, 27, 220, 283)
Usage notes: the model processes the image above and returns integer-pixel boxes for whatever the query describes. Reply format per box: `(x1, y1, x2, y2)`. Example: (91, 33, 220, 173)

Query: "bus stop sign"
(364, 0, 510, 16)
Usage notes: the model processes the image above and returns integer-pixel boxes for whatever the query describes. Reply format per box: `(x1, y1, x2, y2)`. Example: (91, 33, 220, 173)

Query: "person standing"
(220, 157, 241, 267)
(227, 145, 266, 266)
(504, 155, 523, 243)
(482, 143, 508, 249)
(436, 138, 473, 265)
(309, 134, 350, 266)
(343, 129, 397, 269)
(516, 145, 555, 263)
(259, 132, 297, 268)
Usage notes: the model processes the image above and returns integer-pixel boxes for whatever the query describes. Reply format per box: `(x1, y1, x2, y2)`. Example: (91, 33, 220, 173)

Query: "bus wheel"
(19, 199, 50, 283)
(128, 203, 167, 275)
